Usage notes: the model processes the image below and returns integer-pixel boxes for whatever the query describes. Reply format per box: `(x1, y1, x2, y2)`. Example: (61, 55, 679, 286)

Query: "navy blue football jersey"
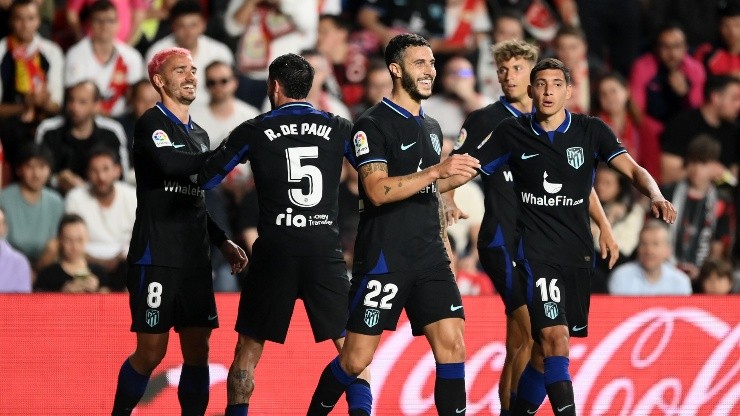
(198, 102, 354, 256)
(452, 97, 528, 253)
(128, 103, 227, 268)
(471, 111, 626, 267)
(351, 98, 448, 275)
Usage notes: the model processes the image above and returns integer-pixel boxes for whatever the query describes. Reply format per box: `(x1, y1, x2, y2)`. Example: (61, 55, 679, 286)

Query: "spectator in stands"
(65, 146, 135, 291)
(115, 79, 158, 168)
(424, 55, 492, 140)
(357, 0, 446, 49)
(695, 2, 740, 78)
(316, 14, 369, 107)
(478, 8, 524, 102)
(697, 258, 735, 294)
(0, 206, 33, 293)
(350, 58, 392, 120)
(288, 49, 352, 120)
(224, 0, 318, 108)
(630, 23, 706, 134)
(35, 80, 129, 194)
(595, 72, 662, 180)
(575, 0, 641, 78)
(552, 25, 605, 114)
(609, 220, 693, 295)
(145, 0, 233, 108)
(662, 135, 734, 281)
(661, 75, 740, 184)
(34, 213, 110, 293)
(0, 0, 64, 169)
(0, 143, 63, 272)
(590, 165, 646, 292)
(65, 0, 146, 45)
(64, 0, 144, 118)
(641, 0, 723, 50)
(189, 61, 259, 149)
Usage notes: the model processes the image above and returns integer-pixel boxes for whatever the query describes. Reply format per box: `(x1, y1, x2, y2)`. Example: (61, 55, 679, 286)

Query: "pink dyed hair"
(147, 47, 193, 84)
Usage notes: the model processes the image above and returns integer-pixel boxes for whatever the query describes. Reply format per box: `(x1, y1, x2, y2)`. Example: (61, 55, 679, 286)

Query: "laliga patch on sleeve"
(354, 131, 369, 156)
(454, 128, 467, 150)
(152, 130, 173, 147)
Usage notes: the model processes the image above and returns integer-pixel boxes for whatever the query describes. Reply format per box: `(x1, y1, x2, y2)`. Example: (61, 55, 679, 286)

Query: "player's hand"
(599, 228, 620, 269)
(220, 240, 248, 275)
(444, 201, 468, 225)
(434, 154, 480, 179)
(650, 197, 677, 224)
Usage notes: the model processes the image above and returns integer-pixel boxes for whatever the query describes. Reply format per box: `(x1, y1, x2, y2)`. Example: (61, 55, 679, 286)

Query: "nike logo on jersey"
(320, 402, 335, 408)
(450, 305, 463, 311)
(208, 314, 218, 321)
(521, 153, 539, 159)
(572, 324, 587, 332)
(527, 410, 537, 414)
(557, 403, 574, 412)
(173, 143, 186, 149)
(401, 142, 416, 150)
(455, 408, 466, 414)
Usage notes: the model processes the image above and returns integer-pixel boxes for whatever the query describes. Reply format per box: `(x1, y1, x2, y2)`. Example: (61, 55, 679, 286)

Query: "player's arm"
(609, 152, 677, 224)
(588, 188, 619, 269)
(136, 117, 210, 176)
(197, 123, 253, 190)
(358, 154, 479, 206)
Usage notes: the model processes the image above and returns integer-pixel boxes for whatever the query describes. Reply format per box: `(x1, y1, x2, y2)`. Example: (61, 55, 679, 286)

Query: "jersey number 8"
(147, 282, 163, 308)
(363, 280, 399, 309)
(286, 147, 322, 207)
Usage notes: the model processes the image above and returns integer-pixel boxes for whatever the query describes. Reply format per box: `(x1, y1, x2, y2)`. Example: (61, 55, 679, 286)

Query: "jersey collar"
(381, 97, 426, 119)
(155, 102, 194, 132)
(274, 101, 314, 110)
(499, 96, 533, 116)
(529, 109, 572, 136)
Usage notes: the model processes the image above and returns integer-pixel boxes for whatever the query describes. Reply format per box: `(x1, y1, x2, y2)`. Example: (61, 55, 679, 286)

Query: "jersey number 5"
(286, 147, 322, 207)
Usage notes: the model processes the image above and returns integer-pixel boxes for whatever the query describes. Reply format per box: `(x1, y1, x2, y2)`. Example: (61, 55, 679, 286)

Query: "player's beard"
(400, 69, 433, 102)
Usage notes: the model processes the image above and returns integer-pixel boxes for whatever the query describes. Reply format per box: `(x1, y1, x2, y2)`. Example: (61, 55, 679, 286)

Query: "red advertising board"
(0, 295, 738, 415)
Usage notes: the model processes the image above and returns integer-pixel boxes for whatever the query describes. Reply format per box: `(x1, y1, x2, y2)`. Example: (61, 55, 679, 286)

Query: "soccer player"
(468, 58, 676, 416)
(111, 47, 248, 416)
(446, 40, 619, 416)
(307, 33, 480, 415)
(196, 53, 372, 416)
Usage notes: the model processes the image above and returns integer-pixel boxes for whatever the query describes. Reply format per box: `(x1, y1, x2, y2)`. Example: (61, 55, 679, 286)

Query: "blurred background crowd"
(0, 0, 739, 297)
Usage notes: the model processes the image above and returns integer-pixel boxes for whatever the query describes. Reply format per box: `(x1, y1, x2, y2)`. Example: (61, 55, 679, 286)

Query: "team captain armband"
(151, 130, 173, 147)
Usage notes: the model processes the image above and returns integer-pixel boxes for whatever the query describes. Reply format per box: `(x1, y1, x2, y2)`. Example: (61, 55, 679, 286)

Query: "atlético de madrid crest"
(430, 133, 441, 155)
(566, 147, 584, 169)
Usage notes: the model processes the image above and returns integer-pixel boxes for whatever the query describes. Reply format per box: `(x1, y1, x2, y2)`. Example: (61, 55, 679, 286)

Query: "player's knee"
(539, 328, 569, 357)
(132, 348, 166, 373)
(340, 353, 372, 376)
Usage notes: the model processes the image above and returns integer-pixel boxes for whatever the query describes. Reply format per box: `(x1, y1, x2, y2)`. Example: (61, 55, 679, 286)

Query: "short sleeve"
(352, 117, 388, 168)
(593, 118, 627, 164)
(469, 120, 512, 176)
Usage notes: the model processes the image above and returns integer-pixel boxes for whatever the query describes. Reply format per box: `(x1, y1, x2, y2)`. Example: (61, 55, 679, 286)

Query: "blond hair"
(492, 40, 539, 67)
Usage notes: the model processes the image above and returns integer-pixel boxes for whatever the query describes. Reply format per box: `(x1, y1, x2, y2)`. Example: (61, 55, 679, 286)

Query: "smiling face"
(529, 68, 572, 117)
(155, 54, 197, 104)
(497, 56, 533, 102)
(393, 45, 436, 102)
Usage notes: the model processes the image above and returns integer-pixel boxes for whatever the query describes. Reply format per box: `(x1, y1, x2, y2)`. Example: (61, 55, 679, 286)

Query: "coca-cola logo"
(370, 307, 740, 415)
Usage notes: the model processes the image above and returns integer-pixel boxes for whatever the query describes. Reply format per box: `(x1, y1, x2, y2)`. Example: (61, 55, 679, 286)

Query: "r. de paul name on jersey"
(263, 123, 333, 141)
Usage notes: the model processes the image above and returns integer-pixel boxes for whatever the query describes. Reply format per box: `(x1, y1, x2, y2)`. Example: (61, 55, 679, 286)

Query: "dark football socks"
(178, 364, 210, 415)
(434, 362, 466, 415)
(225, 403, 248, 416)
(511, 364, 546, 415)
(112, 359, 150, 416)
(346, 378, 372, 416)
(544, 356, 575, 416)
(307, 356, 357, 415)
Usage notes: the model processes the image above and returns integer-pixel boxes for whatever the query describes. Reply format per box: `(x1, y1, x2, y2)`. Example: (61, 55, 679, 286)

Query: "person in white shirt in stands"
(64, 0, 144, 118)
(189, 61, 259, 150)
(65, 145, 136, 291)
(609, 220, 692, 295)
(145, 0, 234, 109)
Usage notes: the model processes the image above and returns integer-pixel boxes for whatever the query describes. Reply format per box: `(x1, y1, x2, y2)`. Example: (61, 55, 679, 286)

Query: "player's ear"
(527, 84, 533, 99)
(565, 83, 573, 100)
(389, 63, 401, 80)
(152, 73, 164, 89)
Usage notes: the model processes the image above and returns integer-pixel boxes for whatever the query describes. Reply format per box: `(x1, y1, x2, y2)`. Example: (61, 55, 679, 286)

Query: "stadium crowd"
(0, 0, 738, 296)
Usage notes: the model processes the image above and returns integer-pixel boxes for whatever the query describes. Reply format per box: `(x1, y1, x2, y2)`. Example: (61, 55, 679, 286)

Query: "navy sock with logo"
(307, 356, 357, 415)
(544, 356, 575, 416)
(435, 362, 466, 415)
(511, 364, 546, 415)
(112, 359, 150, 416)
(178, 364, 210, 416)
(225, 403, 248, 416)
(346, 378, 372, 416)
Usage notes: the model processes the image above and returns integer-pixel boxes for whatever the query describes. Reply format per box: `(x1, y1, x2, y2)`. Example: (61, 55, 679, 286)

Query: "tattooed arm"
(358, 154, 480, 206)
